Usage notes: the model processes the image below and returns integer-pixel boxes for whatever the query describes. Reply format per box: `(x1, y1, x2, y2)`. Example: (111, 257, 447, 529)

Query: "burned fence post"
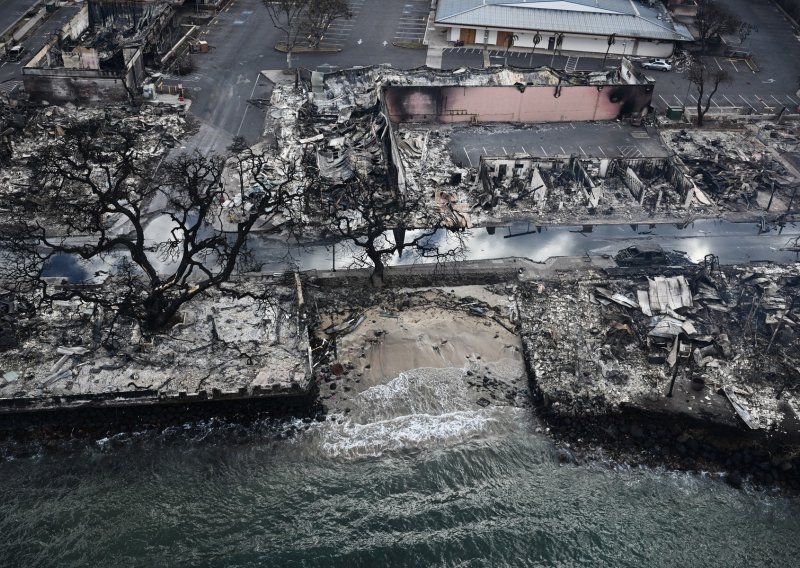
(766, 180, 776, 212)
(667, 336, 682, 398)
(787, 187, 798, 214)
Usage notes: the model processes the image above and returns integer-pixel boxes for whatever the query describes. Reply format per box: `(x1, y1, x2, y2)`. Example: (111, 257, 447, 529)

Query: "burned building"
(269, 64, 797, 230)
(476, 154, 697, 218)
(270, 63, 655, 223)
(22, 1, 182, 104)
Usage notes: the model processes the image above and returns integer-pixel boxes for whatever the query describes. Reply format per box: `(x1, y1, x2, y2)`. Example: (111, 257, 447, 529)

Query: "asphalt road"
(0, 4, 79, 92)
(178, 0, 429, 154)
(0, 0, 38, 37)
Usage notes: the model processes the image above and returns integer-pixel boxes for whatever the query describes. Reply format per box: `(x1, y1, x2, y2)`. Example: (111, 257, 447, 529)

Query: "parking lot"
(306, 0, 365, 49)
(394, 0, 429, 44)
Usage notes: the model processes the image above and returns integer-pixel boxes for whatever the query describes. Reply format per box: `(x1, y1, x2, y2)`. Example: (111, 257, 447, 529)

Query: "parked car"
(7, 45, 24, 62)
(640, 58, 672, 72)
(615, 243, 667, 266)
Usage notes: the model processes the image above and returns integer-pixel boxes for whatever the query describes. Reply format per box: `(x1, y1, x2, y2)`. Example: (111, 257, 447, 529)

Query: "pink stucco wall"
(384, 85, 653, 123)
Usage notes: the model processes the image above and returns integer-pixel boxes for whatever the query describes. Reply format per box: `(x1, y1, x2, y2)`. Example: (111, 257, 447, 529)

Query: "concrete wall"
(62, 46, 100, 70)
(384, 84, 654, 123)
(443, 26, 674, 58)
(64, 5, 90, 41)
(23, 71, 130, 103)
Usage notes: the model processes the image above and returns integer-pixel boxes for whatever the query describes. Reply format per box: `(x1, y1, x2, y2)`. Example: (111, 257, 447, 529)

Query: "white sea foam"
(314, 363, 528, 458)
(320, 410, 495, 458)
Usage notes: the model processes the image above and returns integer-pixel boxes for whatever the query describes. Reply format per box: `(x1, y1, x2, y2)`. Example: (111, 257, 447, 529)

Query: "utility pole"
(602, 33, 616, 68)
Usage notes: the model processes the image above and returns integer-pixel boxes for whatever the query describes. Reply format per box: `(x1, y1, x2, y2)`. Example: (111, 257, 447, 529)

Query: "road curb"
(0, 0, 45, 44)
(274, 43, 341, 54)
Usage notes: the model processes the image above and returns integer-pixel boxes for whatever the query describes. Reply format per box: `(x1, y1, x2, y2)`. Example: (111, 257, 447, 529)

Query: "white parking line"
(658, 95, 670, 106)
(729, 59, 738, 72)
(787, 94, 799, 105)
(236, 73, 262, 137)
(714, 58, 723, 70)
(598, 146, 607, 157)
(560, 146, 566, 154)
(772, 95, 784, 105)
(502, 147, 507, 154)
(521, 145, 528, 155)
(463, 147, 473, 167)
(579, 146, 587, 157)
(722, 94, 736, 106)
(482, 146, 487, 155)
(689, 94, 698, 103)
(541, 145, 548, 156)
(739, 94, 757, 111)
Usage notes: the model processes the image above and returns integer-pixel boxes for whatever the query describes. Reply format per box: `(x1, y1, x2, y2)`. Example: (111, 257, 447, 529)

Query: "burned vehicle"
(615, 243, 667, 266)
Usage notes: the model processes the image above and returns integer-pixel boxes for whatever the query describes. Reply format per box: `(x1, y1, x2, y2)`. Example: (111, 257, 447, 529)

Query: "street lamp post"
(602, 33, 616, 68)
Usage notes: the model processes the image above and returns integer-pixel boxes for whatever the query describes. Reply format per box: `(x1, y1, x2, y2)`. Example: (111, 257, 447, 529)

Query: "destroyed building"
(266, 64, 798, 229)
(663, 125, 800, 218)
(22, 0, 182, 104)
(0, 275, 313, 424)
(519, 260, 800, 435)
(474, 154, 698, 221)
(269, 63, 656, 227)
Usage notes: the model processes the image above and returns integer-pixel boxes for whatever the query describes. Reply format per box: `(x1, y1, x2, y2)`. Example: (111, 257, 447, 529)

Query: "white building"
(434, 0, 693, 59)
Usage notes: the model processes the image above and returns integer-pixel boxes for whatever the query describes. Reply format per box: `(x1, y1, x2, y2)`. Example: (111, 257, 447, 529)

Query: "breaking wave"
(314, 364, 526, 459)
(320, 410, 496, 458)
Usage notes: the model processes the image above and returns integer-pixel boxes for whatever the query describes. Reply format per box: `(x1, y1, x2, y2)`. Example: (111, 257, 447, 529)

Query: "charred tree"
(694, 0, 741, 54)
(0, 119, 298, 332)
(688, 59, 730, 126)
(262, 0, 307, 68)
(262, 0, 354, 62)
(305, 0, 352, 49)
(320, 175, 467, 287)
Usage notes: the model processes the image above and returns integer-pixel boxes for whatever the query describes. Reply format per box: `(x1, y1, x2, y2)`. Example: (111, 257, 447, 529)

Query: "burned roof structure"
(269, 64, 798, 230)
(519, 260, 800, 433)
(270, 63, 656, 225)
(22, 1, 181, 104)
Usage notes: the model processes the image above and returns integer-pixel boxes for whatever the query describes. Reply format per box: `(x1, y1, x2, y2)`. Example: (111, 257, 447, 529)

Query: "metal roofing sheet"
(435, 0, 693, 41)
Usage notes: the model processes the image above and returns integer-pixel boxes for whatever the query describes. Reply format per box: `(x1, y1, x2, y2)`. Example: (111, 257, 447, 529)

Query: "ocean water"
(1, 366, 799, 567)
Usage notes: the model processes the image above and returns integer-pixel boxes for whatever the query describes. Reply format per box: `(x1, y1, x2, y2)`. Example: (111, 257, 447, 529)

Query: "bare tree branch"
(1, 120, 300, 332)
(688, 58, 731, 126)
(694, 0, 742, 54)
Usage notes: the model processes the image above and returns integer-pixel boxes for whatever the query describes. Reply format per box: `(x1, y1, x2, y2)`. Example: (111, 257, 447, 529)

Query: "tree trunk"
(142, 294, 182, 331)
(368, 249, 385, 287)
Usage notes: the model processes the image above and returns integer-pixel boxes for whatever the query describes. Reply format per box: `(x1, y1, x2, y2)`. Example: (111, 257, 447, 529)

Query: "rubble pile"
(519, 261, 800, 432)
(36, 1, 175, 72)
(0, 103, 189, 224)
(0, 277, 310, 406)
(319, 64, 623, 94)
(664, 126, 799, 215)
